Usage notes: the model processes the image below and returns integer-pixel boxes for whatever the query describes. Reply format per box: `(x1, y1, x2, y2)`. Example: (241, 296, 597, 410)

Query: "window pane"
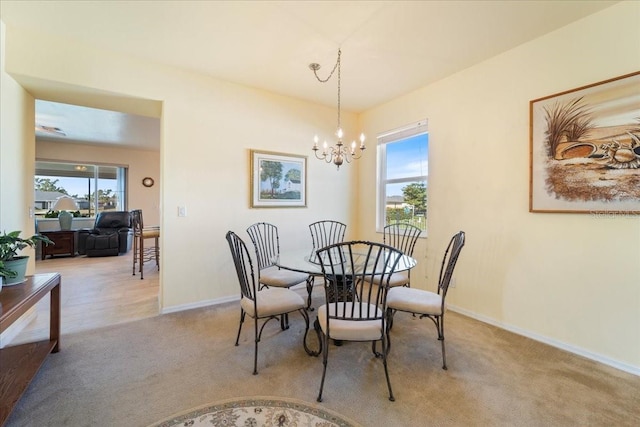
(35, 161, 127, 217)
(97, 166, 119, 213)
(385, 180, 427, 229)
(377, 124, 428, 233)
(386, 134, 428, 180)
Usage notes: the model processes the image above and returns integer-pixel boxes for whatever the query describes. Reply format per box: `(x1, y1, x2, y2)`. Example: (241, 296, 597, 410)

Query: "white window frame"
(35, 161, 128, 217)
(376, 120, 428, 234)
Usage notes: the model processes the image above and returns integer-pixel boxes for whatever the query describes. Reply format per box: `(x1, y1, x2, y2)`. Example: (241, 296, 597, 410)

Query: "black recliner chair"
(78, 211, 133, 257)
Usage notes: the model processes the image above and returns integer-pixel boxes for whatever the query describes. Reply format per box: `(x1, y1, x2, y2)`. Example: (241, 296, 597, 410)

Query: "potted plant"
(0, 230, 53, 288)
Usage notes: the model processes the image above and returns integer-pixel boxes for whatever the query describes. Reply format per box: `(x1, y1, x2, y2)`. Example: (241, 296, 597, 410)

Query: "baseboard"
(161, 294, 239, 314)
(448, 304, 640, 377)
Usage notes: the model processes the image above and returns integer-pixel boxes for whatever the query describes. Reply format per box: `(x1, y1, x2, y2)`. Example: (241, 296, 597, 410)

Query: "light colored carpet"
(5, 285, 640, 426)
(148, 396, 361, 427)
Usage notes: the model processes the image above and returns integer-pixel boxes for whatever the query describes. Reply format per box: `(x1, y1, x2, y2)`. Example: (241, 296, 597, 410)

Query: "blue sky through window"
(386, 133, 428, 197)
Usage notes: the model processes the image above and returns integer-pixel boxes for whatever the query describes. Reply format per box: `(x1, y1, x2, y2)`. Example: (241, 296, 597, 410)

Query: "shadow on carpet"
(148, 395, 362, 427)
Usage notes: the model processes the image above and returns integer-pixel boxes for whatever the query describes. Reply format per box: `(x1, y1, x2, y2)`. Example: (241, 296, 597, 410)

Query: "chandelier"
(310, 49, 365, 170)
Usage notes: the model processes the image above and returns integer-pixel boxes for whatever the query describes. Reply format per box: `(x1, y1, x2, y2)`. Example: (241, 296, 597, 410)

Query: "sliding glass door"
(35, 161, 127, 217)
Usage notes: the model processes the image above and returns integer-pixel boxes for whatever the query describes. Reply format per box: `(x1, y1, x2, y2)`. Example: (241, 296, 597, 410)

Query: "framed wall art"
(250, 150, 307, 208)
(529, 71, 640, 214)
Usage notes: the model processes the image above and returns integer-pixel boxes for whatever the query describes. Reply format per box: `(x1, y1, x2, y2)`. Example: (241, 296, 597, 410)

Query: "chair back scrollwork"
(309, 220, 346, 251)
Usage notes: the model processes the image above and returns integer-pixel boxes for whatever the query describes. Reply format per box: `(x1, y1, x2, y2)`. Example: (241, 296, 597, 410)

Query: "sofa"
(77, 211, 133, 257)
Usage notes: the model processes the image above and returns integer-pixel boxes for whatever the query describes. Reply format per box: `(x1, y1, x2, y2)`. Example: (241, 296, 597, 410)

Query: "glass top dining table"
(272, 247, 417, 276)
(273, 245, 417, 355)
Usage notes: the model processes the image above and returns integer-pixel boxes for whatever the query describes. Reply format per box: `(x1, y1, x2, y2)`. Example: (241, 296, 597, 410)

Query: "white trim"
(377, 119, 428, 144)
(448, 304, 640, 377)
(161, 294, 239, 314)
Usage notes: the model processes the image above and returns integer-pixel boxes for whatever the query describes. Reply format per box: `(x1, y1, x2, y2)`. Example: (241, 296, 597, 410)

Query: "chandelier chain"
(312, 50, 341, 129)
(311, 49, 341, 83)
(337, 52, 341, 130)
(310, 48, 364, 170)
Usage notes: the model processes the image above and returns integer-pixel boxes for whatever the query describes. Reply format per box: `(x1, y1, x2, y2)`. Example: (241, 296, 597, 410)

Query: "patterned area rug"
(149, 396, 362, 427)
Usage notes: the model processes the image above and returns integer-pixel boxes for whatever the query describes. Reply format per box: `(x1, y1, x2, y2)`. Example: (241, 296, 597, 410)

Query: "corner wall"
(358, 2, 640, 373)
(0, 20, 37, 273)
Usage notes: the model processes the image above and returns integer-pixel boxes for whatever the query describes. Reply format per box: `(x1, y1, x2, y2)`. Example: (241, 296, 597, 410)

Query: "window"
(377, 120, 428, 233)
(34, 161, 127, 217)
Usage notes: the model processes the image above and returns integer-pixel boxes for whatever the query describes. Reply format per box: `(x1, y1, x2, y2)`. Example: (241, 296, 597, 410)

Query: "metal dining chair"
(386, 230, 466, 370)
(307, 220, 347, 308)
(308, 220, 346, 251)
(365, 222, 422, 290)
(246, 222, 313, 310)
(383, 223, 421, 286)
(314, 240, 403, 402)
(358, 223, 421, 306)
(225, 231, 312, 374)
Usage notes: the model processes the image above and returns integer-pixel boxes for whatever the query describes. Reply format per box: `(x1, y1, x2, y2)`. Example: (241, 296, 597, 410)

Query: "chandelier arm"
(349, 147, 366, 160)
(314, 152, 327, 161)
(312, 147, 338, 164)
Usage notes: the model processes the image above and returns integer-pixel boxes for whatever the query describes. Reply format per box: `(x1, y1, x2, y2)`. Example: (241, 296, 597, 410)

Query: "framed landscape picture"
(529, 71, 640, 214)
(250, 150, 307, 208)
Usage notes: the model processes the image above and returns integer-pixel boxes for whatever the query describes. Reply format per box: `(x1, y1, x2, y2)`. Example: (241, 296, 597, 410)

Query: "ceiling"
(34, 100, 161, 151)
(0, 0, 618, 149)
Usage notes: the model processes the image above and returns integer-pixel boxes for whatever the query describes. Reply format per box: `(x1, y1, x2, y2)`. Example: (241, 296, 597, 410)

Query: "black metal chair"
(384, 223, 421, 285)
(309, 220, 346, 251)
(226, 231, 312, 375)
(363, 223, 422, 291)
(246, 222, 313, 310)
(386, 230, 466, 370)
(308, 220, 347, 308)
(315, 240, 403, 402)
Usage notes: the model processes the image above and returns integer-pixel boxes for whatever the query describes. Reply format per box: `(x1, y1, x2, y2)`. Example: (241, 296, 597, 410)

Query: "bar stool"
(131, 209, 160, 279)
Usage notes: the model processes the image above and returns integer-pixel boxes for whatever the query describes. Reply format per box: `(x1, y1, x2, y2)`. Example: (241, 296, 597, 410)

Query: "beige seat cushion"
(357, 271, 409, 303)
(259, 266, 308, 288)
(241, 288, 305, 318)
(317, 302, 383, 341)
(386, 287, 442, 316)
(363, 271, 409, 288)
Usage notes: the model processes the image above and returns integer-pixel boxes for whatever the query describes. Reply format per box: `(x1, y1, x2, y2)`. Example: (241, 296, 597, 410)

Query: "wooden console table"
(41, 230, 77, 259)
(0, 273, 61, 426)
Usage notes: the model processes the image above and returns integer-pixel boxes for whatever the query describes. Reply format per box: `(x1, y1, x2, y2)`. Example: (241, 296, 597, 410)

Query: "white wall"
(36, 140, 161, 226)
(0, 21, 38, 274)
(358, 2, 640, 373)
(2, 22, 359, 311)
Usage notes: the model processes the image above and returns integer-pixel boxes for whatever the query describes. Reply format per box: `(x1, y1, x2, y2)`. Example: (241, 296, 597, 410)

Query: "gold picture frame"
(529, 71, 640, 214)
(250, 150, 307, 208)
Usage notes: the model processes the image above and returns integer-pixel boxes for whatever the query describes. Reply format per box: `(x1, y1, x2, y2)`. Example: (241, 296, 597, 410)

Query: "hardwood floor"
(8, 252, 159, 345)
